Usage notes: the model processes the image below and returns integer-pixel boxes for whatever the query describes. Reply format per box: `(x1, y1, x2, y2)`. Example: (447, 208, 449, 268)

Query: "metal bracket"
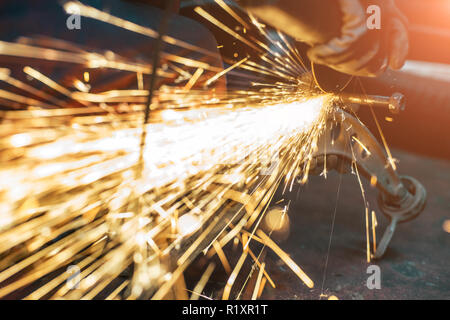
(308, 109, 426, 259)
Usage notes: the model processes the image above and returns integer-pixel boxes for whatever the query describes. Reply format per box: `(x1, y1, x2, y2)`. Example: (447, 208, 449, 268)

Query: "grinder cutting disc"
(312, 63, 355, 93)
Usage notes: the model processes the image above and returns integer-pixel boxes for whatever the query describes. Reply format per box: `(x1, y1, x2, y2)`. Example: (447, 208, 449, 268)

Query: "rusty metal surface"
(260, 149, 450, 300)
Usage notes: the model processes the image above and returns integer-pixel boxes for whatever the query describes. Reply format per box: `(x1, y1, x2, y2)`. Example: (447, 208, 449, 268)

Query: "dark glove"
(239, 0, 409, 77)
(307, 0, 409, 76)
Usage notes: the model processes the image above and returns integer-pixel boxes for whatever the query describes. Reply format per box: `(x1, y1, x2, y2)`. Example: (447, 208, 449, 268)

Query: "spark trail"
(0, 1, 335, 300)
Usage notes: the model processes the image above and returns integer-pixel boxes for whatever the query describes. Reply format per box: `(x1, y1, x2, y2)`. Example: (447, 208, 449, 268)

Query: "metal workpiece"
(306, 109, 426, 259)
(374, 175, 426, 258)
(337, 92, 406, 114)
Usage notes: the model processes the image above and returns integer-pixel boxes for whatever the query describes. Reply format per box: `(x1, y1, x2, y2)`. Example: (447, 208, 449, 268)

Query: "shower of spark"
(0, 1, 337, 300)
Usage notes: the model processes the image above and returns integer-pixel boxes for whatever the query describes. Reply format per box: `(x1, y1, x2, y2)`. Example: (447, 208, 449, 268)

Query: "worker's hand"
(307, 0, 409, 77)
